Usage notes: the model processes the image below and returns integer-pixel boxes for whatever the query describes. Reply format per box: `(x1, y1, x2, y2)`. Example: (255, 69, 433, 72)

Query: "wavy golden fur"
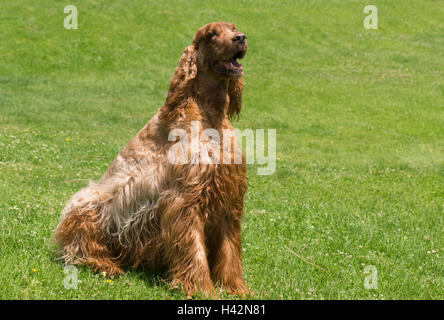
(54, 22, 250, 297)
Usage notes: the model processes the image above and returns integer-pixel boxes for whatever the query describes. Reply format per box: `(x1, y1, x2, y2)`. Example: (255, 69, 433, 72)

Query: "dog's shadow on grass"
(51, 248, 238, 299)
(51, 249, 186, 298)
(116, 268, 219, 299)
(129, 267, 179, 296)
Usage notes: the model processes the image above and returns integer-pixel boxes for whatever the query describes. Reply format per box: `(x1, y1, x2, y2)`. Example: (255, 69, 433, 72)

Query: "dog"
(55, 22, 249, 297)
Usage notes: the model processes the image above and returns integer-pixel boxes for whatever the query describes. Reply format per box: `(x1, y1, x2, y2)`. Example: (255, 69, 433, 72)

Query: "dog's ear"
(227, 78, 244, 120)
(176, 45, 198, 82)
(165, 45, 197, 107)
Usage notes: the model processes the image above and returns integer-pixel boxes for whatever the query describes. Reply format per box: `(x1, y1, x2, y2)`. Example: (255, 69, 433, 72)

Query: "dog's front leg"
(207, 215, 250, 297)
(160, 200, 214, 297)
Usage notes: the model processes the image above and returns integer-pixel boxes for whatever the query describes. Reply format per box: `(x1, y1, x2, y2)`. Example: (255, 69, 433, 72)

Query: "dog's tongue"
(232, 59, 242, 68)
(224, 59, 242, 69)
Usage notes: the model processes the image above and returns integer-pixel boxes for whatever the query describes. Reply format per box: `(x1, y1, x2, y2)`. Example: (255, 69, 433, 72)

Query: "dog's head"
(167, 22, 247, 119)
(192, 22, 247, 79)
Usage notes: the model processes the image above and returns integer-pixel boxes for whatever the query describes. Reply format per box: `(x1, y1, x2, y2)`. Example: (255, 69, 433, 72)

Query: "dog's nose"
(232, 33, 247, 43)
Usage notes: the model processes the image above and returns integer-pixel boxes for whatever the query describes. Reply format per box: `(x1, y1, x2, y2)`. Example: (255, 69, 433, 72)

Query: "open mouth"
(214, 50, 246, 76)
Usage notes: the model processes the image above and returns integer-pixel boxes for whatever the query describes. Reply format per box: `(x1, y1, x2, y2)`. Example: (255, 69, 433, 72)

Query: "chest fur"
(167, 122, 247, 218)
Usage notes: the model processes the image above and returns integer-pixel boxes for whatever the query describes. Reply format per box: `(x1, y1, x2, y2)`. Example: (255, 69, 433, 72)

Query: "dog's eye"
(208, 31, 218, 39)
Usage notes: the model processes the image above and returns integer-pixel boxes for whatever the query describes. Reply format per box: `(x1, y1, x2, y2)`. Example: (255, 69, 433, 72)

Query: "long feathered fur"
(54, 22, 249, 297)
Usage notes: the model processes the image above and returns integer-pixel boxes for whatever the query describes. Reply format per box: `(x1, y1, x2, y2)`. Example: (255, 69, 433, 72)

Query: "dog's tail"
(54, 182, 124, 275)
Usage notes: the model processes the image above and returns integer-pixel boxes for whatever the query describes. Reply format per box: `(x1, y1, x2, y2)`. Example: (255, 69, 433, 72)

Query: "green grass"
(0, 0, 443, 299)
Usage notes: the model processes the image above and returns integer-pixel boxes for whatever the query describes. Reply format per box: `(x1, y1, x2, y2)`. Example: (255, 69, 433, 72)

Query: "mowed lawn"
(0, 0, 443, 299)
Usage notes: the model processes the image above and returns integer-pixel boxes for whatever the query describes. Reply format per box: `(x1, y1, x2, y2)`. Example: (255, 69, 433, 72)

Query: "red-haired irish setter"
(54, 22, 250, 297)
